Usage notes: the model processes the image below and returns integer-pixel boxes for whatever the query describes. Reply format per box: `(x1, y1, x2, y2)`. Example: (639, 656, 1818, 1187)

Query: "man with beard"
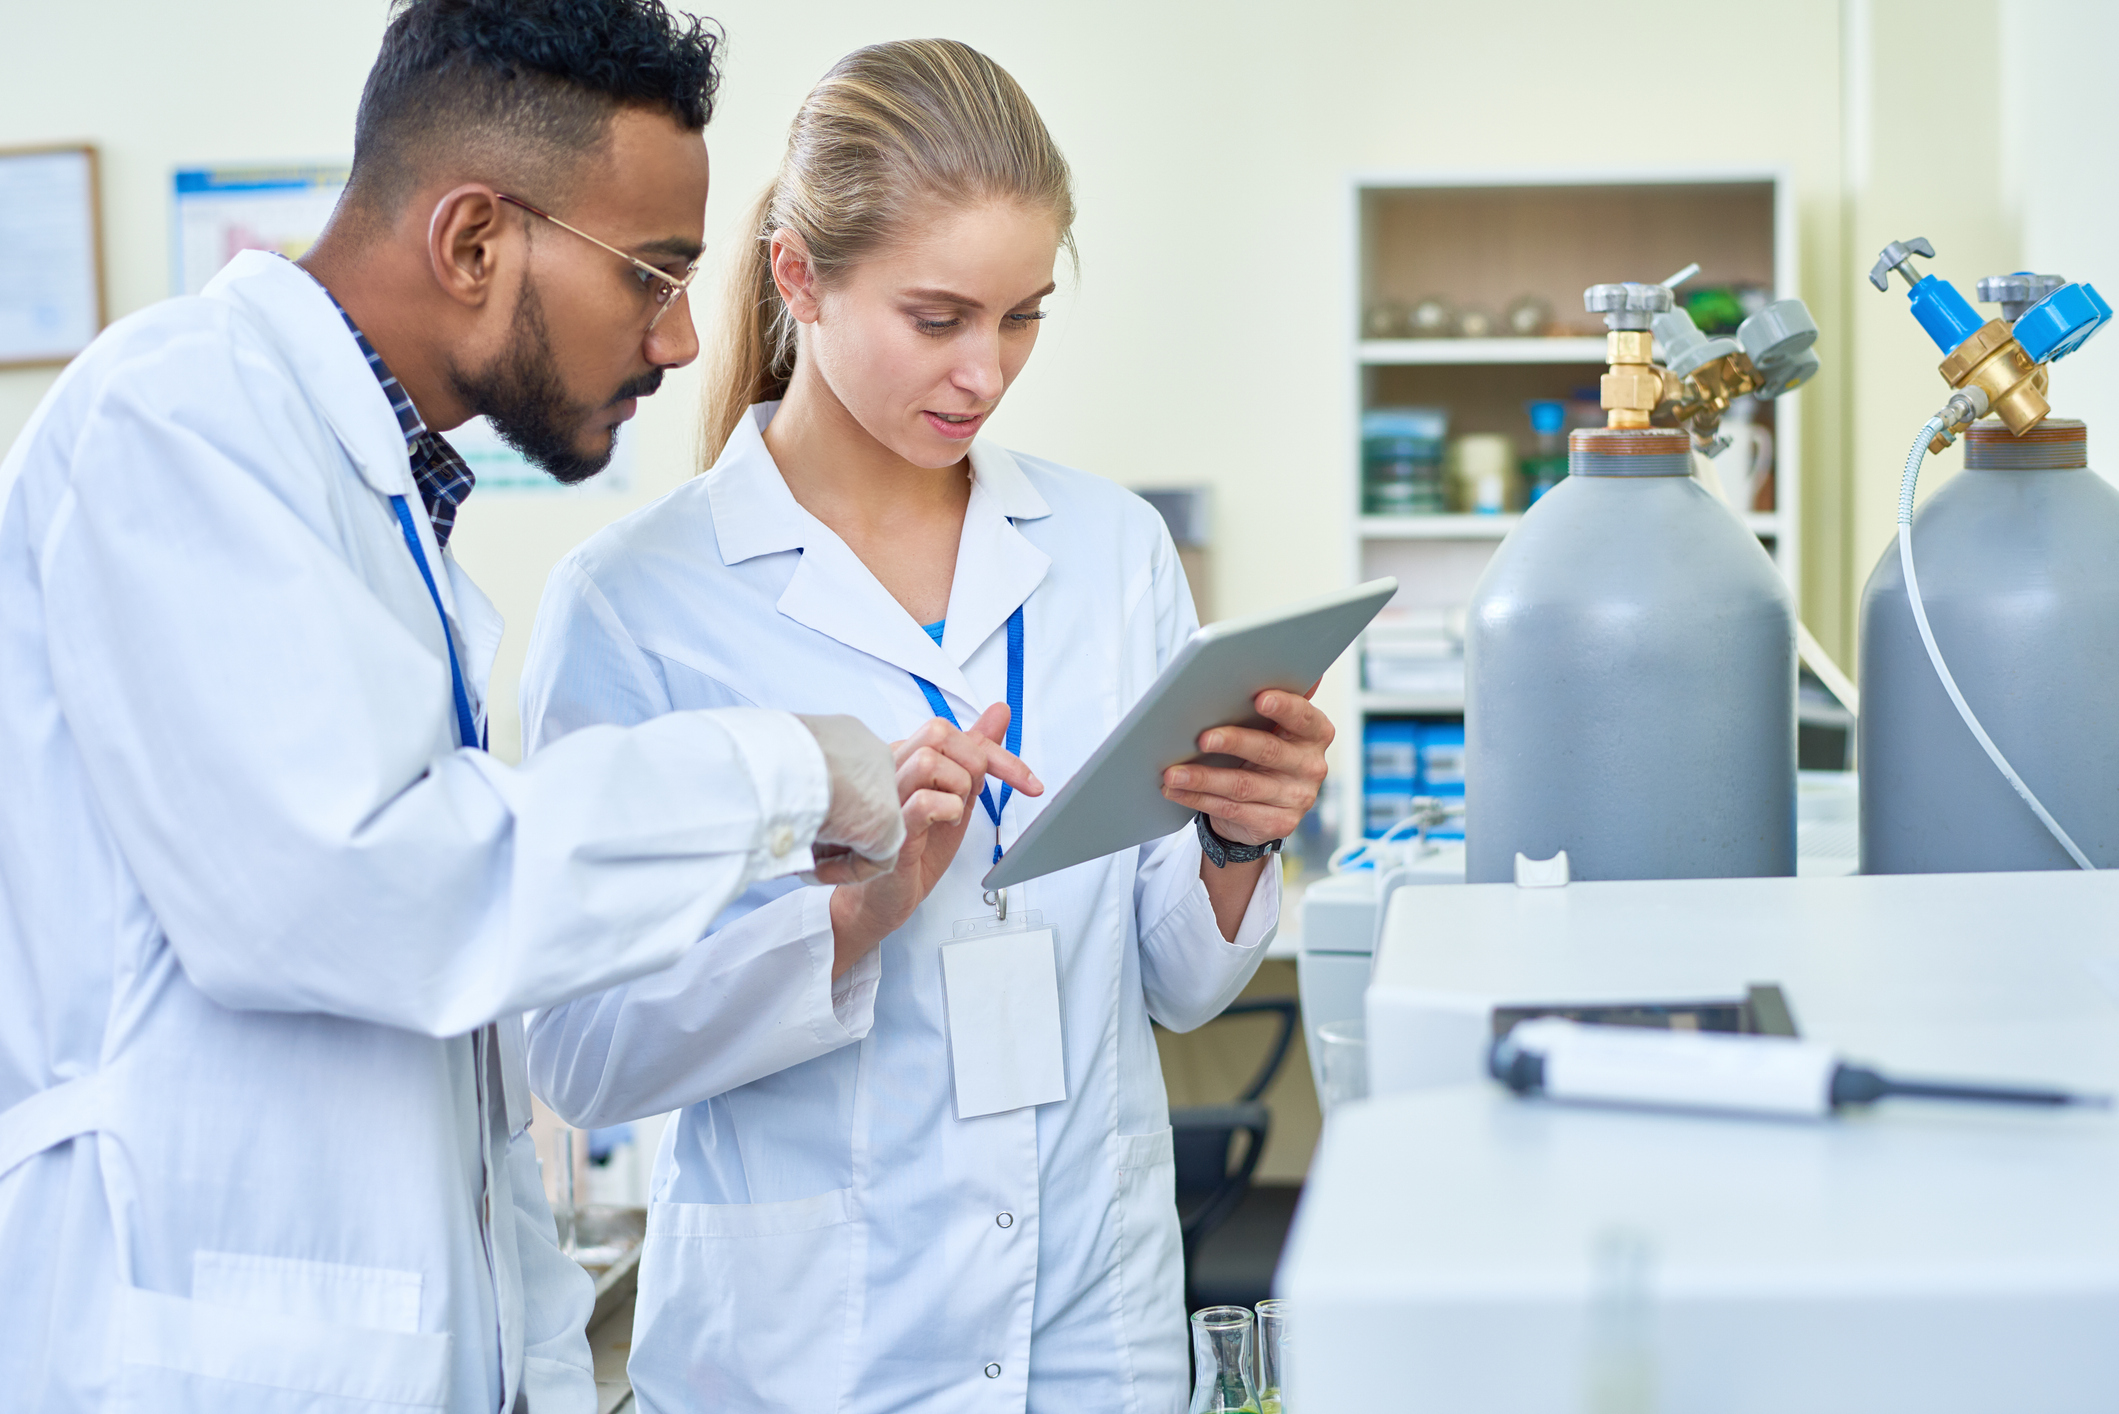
(0, 2, 1026, 1410)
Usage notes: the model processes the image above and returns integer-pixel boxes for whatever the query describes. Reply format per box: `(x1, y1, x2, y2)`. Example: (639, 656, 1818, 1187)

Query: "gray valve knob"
(1977, 272, 2067, 323)
(1870, 237, 1937, 292)
(1738, 298, 1820, 370)
(1650, 306, 1739, 378)
(1756, 348, 1820, 400)
(1585, 281, 1673, 331)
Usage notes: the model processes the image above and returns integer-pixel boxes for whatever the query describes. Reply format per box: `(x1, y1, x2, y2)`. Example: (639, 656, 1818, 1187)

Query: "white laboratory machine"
(1294, 839, 1462, 1097)
(1279, 866, 2119, 1412)
(1296, 774, 1858, 1102)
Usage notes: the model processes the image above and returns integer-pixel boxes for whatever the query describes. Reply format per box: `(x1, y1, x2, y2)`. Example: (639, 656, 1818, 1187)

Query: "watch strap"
(1196, 812, 1285, 867)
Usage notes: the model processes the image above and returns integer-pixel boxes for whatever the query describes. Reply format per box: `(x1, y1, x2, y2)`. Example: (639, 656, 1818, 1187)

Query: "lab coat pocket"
(117, 1256, 450, 1411)
(630, 1187, 859, 1414)
(1112, 1127, 1188, 1408)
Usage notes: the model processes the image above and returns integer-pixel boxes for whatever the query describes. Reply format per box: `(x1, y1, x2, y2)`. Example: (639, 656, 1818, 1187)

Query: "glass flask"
(1254, 1298, 1288, 1414)
(1189, 1306, 1263, 1414)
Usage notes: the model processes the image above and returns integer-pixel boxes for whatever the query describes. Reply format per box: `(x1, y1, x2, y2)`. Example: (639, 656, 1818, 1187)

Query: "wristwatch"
(1196, 812, 1284, 868)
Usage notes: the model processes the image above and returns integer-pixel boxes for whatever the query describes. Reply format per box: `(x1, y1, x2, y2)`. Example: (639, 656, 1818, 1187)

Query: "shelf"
(1360, 514, 1517, 539)
(1360, 511, 1783, 539)
(1359, 691, 1464, 715)
(1359, 337, 1608, 366)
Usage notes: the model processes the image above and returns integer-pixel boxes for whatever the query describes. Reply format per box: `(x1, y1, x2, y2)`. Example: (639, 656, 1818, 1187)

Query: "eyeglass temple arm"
(494, 191, 689, 291)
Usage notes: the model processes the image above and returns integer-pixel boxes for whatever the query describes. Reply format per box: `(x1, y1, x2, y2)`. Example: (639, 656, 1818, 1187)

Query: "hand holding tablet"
(982, 578, 1398, 890)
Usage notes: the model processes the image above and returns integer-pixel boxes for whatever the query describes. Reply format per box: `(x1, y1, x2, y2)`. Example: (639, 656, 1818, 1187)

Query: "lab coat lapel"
(204, 252, 467, 623)
(711, 405, 974, 705)
(940, 440, 1051, 671)
(204, 252, 417, 506)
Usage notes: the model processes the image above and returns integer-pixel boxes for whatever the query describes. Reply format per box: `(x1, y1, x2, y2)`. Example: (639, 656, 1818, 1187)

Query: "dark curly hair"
(347, 0, 723, 212)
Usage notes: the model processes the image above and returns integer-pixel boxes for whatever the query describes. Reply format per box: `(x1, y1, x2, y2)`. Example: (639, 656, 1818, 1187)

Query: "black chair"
(1167, 998, 1300, 1303)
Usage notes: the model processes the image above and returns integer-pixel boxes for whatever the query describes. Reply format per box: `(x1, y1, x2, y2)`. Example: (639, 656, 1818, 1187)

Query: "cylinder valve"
(1586, 283, 1675, 429)
(1875, 240, 2113, 447)
(1588, 273, 1823, 451)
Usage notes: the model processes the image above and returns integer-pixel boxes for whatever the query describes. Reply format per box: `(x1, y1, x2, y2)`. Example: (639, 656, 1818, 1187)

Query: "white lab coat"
(0, 254, 847, 1412)
(521, 403, 1281, 1414)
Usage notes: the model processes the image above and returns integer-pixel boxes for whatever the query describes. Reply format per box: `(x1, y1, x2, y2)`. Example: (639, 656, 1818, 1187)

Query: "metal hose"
(1896, 414, 2095, 869)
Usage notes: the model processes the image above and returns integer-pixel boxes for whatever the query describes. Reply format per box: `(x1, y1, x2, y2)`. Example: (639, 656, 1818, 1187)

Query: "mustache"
(611, 368, 664, 405)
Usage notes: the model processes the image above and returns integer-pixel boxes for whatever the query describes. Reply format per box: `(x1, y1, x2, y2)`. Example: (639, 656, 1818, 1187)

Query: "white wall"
(4, 0, 2077, 753)
(2003, 0, 2119, 457)
(1841, 0, 2015, 627)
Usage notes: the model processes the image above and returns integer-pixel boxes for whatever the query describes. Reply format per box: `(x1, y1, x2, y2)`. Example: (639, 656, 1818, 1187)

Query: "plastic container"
(1858, 419, 2119, 872)
(1362, 408, 1447, 516)
(1465, 427, 1796, 883)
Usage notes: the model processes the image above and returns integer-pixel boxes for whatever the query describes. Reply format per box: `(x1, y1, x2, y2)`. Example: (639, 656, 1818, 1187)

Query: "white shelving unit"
(1357, 336, 1610, 366)
(1344, 170, 1802, 845)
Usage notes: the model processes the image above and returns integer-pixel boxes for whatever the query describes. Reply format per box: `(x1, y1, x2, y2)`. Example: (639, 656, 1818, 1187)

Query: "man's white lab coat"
(0, 252, 844, 1412)
(520, 404, 1280, 1414)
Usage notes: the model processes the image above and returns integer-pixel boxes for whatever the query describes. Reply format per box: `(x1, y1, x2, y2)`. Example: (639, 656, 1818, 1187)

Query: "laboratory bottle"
(1254, 1299, 1288, 1414)
(1448, 433, 1516, 513)
(1522, 399, 1569, 504)
(1189, 1306, 1264, 1414)
(1465, 426, 1795, 883)
(1859, 419, 2119, 872)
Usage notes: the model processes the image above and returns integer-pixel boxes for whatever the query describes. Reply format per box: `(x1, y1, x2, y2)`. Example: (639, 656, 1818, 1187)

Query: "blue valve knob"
(1871, 237, 1986, 356)
(2012, 282, 2112, 363)
(1904, 275, 1986, 355)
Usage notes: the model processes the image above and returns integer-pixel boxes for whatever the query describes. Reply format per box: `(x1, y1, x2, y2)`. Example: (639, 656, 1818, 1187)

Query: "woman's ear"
(770, 229, 823, 325)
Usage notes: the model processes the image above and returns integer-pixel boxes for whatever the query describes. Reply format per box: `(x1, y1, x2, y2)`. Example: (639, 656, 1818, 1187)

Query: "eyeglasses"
(496, 192, 701, 331)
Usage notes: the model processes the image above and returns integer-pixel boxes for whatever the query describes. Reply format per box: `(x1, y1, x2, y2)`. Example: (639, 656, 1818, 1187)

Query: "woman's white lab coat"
(521, 403, 1281, 1414)
(0, 254, 846, 1412)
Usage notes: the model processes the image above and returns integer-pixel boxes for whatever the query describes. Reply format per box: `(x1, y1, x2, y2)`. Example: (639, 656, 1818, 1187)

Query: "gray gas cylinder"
(1465, 427, 1796, 883)
(1859, 419, 2119, 872)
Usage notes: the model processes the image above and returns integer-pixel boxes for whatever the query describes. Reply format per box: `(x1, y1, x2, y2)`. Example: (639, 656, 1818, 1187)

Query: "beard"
(449, 281, 663, 486)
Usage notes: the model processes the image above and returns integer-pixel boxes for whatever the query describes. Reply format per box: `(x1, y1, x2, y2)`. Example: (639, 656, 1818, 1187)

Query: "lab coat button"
(984, 1363, 1002, 1379)
(996, 1211, 1013, 1228)
(769, 825, 795, 857)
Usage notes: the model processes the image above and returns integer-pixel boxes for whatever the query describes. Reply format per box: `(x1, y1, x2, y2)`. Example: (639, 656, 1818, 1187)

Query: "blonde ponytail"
(698, 38, 1075, 465)
(700, 183, 798, 463)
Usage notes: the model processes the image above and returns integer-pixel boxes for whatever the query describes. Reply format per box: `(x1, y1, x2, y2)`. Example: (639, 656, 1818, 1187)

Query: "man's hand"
(1159, 689, 1334, 847)
(828, 703, 1042, 976)
(797, 713, 907, 886)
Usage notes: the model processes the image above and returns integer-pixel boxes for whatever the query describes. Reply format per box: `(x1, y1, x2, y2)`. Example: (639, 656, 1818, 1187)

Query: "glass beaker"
(1317, 1019, 1368, 1111)
(1189, 1305, 1263, 1414)
(1254, 1298, 1288, 1414)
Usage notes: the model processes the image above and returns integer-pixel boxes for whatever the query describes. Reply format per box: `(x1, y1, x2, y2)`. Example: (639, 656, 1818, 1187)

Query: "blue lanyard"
(390, 494, 482, 751)
(910, 606, 1024, 866)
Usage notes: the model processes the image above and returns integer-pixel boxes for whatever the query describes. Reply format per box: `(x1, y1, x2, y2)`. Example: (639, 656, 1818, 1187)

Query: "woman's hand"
(1160, 689, 1333, 939)
(1160, 689, 1334, 846)
(828, 703, 1042, 976)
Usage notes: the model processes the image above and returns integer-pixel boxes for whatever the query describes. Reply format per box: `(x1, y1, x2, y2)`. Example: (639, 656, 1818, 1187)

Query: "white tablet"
(982, 577, 1398, 890)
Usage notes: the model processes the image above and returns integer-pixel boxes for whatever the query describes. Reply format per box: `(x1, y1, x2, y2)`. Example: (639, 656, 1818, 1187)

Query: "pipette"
(1490, 1018, 2111, 1121)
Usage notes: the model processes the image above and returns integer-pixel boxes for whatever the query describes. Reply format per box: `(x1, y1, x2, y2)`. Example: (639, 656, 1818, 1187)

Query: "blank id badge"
(939, 908, 1066, 1120)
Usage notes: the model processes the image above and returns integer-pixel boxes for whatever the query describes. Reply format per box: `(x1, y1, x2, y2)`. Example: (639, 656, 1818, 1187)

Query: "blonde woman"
(521, 39, 1333, 1413)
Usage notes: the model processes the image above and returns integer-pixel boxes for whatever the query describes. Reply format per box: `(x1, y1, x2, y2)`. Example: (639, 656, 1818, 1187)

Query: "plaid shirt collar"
(320, 291, 476, 550)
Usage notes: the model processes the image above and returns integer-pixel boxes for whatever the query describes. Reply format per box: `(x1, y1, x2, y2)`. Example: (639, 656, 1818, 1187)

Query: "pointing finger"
(928, 706, 1042, 797)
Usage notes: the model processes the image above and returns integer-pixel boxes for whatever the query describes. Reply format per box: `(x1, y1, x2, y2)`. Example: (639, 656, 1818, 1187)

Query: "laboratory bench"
(1285, 865, 2119, 1412)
